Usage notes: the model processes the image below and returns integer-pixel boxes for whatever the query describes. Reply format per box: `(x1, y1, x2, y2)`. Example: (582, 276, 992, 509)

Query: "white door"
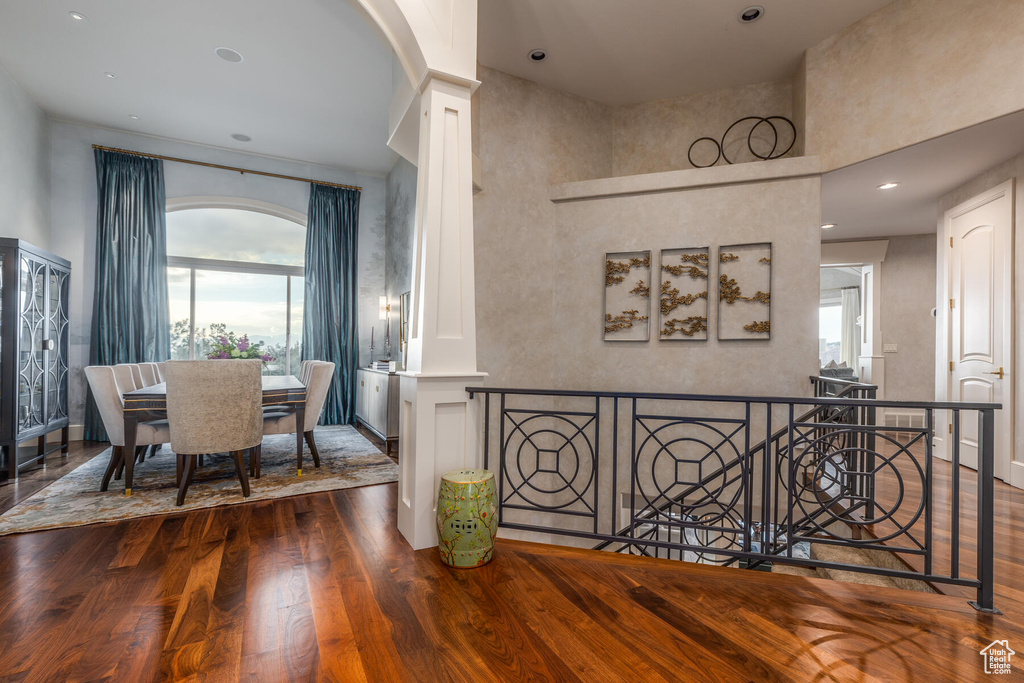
(946, 180, 1013, 479)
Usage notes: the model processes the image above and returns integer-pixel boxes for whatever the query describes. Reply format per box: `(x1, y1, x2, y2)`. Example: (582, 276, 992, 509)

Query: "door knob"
(986, 367, 1005, 379)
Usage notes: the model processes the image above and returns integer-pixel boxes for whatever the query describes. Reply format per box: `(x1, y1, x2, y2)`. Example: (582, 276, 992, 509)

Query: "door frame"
(935, 178, 1017, 486)
(821, 240, 890, 403)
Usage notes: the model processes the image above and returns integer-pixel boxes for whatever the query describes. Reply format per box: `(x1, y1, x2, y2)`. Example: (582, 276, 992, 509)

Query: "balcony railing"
(467, 381, 1001, 612)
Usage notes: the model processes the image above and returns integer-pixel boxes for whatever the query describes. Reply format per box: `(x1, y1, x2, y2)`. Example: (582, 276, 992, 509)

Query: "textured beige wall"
(551, 178, 821, 397)
(612, 79, 794, 176)
(938, 152, 1024, 469)
(880, 234, 937, 401)
(474, 67, 820, 397)
(791, 54, 807, 158)
(804, 0, 1024, 171)
(473, 66, 613, 388)
(0, 65, 50, 249)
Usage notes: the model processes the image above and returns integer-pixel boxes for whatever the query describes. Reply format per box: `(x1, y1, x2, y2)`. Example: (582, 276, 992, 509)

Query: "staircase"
(470, 379, 1001, 611)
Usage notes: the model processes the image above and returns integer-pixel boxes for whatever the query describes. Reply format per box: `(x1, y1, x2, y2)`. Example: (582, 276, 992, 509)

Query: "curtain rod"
(91, 145, 362, 192)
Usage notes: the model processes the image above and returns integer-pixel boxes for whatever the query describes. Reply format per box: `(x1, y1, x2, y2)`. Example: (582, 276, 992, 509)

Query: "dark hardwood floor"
(1, 440, 1022, 681)
(870, 445, 1024, 606)
(0, 440, 108, 515)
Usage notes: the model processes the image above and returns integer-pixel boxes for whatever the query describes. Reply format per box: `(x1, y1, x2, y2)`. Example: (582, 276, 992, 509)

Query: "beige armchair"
(263, 361, 335, 474)
(164, 360, 263, 506)
(84, 365, 170, 494)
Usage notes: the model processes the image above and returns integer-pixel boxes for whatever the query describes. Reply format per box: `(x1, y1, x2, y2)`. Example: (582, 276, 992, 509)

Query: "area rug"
(0, 426, 398, 536)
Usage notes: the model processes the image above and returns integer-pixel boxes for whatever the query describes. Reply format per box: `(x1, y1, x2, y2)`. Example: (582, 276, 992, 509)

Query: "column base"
(396, 371, 487, 550)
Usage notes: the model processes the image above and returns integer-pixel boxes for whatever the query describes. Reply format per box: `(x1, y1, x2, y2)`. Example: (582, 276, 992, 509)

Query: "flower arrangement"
(206, 332, 276, 364)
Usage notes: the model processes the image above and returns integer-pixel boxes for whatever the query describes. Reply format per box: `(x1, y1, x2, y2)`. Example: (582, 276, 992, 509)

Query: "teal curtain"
(303, 183, 360, 424)
(85, 149, 170, 440)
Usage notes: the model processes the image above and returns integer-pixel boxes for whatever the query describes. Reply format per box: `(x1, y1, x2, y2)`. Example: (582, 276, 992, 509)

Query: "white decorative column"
(398, 73, 486, 550)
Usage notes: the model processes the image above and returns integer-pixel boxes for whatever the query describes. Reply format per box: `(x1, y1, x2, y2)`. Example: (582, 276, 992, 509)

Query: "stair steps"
(808, 543, 936, 593)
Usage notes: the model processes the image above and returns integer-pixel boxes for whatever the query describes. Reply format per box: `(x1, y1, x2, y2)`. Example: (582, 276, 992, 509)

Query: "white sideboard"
(354, 367, 399, 455)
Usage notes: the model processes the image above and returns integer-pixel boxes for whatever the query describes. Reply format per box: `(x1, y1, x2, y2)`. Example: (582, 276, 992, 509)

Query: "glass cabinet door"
(47, 267, 70, 423)
(18, 257, 46, 431)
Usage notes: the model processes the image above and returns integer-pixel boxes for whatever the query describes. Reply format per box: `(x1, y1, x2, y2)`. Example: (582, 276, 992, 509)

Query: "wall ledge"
(550, 156, 822, 203)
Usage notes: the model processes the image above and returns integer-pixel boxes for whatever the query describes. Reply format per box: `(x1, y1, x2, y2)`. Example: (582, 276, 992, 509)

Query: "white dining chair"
(138, 363, 160, 386)
(262, 361, 335, 475)
(85, 365, 171, 496)
(113, 364, 139, 392)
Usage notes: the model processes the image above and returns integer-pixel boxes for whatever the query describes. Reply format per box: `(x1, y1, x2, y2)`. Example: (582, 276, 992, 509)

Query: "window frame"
(166, 199, 306, 375)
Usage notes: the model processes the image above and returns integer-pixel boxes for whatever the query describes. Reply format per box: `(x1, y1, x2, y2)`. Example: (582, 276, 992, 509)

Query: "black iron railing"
(467, 382, 1000, 612)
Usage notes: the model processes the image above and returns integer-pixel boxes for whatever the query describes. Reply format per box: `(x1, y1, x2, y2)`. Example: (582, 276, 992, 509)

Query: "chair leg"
(198, 454, 204, 468)
(115, 457, 125, 481)
(100, 446, 123, 492)
(256, 444, 262, 479)
(176, 456, 196, 506)
(175, 454, 183, 487)
(248, 444, 261, 479)
(136, 445, 146, 463)
(148, 444, 159, 460)
(304, 431, 321, 468)
(231, 450, 251, 498)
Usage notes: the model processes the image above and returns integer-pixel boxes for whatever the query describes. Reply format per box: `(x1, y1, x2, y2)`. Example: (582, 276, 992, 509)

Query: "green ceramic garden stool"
(436, 468, 498, 568)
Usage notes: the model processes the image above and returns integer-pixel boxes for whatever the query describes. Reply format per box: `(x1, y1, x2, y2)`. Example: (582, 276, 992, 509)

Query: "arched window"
(166, 203, 305, 376)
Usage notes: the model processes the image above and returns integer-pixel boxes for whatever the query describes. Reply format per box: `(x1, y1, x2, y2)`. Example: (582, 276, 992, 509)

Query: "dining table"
(118, 375, 307, 495)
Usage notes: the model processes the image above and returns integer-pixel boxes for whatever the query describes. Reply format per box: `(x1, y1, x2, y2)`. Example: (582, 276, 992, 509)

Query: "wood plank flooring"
(2, 444, 1023, 681)
(869, 447, 1024, 605)
(0, 440, 108, 515)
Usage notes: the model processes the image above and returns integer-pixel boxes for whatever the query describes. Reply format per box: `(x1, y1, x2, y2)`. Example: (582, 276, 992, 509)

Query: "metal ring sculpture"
(687, 115, 797, 168)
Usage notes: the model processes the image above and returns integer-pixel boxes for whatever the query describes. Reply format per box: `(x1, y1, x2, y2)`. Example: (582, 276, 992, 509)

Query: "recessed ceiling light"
(128, 114, 139, 120)
(527, 49, 547, 62)
(821, 223, 837, 230)
(104, 72, 116, 79)
(68, 11, 87, 21)
(231, 133, 252, 142)
(215, 47, 244, 64)
(739, 6, 764, 22)
(877, 182, 900, 190)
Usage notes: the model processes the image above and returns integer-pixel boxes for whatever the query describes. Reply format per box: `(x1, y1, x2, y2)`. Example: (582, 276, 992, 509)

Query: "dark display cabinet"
(0, 240, 71, 483)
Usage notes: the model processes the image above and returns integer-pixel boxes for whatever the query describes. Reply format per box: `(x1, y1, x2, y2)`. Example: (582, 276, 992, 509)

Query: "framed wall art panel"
(717, 243, 772, 340)
(658, 247, 709, 341)
(604, 250, 651, 341)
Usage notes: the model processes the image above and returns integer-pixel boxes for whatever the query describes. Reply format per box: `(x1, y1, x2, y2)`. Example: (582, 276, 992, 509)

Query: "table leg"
(295, 402, 305, 476)
(124, 412, 139, 496)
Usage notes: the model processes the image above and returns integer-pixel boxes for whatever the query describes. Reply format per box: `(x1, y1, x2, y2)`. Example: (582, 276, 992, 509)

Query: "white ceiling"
(0, 0, 397, 174)
(821, 110, 1024, 240)
(477, 0, 893, 106)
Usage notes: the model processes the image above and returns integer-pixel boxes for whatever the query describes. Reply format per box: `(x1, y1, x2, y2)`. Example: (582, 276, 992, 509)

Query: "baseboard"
(45, 424, 86, 443)
(1010, 461, 1024, 491)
